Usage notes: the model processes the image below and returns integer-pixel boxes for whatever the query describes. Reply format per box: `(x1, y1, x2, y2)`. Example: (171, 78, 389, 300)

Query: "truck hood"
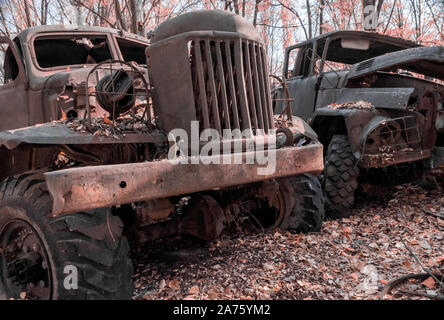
(41, 67, 97, 91)
(348, 46, 444, 81)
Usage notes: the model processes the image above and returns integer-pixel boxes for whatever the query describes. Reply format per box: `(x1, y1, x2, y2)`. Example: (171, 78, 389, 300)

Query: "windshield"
(318, 37, 415, 66)
(34, 35, 113, 69)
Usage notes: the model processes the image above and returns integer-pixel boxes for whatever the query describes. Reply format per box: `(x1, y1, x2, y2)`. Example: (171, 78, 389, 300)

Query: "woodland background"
(0, 0, 443, 74)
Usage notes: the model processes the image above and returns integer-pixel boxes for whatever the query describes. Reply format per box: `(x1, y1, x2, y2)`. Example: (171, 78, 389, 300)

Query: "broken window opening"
(0, 43, 20, 85)
(116, 38, 148, 66)
(34, 35, 112, 69)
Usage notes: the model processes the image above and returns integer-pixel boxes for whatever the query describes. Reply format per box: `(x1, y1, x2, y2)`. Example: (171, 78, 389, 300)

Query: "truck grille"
(189, 38, 274, 136)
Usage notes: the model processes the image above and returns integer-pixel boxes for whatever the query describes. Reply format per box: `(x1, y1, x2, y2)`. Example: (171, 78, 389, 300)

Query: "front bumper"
(44, 142, 323, 217)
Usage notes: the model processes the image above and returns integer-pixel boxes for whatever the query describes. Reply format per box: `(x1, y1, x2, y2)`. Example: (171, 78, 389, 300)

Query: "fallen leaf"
(208, 292, 219, 299)
(168, 278, 180, 290)
(404, 258, 412, 270)
(343, 246, 355, 252)
(103, 117, 113, 124)
(421, 277, 435, 289)
(342, 226, 352, 233)
(188, 285, 199, 295)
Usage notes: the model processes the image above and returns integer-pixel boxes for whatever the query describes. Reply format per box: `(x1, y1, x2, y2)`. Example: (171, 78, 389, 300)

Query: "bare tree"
(319, 0, 324, 34)
(114, 0, 128, 31)
(306, 0, 312, 38)
(129, 0, 138, 33)
(23, 0, 33, 27)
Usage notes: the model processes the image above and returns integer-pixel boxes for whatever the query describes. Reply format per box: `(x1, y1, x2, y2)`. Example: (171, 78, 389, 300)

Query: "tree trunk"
(129, 0, 138, 34)
(114, 0, 127, 31)
(233, 0, 240, 14)
(23, 0, 33, 27)
(253, 0, 260, 27)
(0, 7, 11, 38)
(41, 0, 48, 25)
(306, 0, 312, 38)
(75, 4, 82, 26)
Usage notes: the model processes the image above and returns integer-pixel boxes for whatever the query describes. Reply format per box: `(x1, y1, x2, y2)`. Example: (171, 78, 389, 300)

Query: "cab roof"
(15, 25, 149, 44)
(295, 30, 421, 65)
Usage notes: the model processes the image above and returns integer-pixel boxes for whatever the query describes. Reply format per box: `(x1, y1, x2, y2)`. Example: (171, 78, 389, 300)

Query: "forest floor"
(131, 182, 443, 300)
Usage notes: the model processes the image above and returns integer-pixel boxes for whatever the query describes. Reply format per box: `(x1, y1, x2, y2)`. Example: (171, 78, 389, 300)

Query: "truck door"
(278, 43, 319, 121)
(0, 37, 28, 131)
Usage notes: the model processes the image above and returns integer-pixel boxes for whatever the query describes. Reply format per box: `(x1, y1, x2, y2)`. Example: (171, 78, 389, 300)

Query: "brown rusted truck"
(0, 10, 324, 300)
(274, 31, 444, 218)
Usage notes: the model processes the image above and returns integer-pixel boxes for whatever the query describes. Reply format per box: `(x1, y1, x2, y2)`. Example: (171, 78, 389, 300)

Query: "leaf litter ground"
(131, 183, 443, 300)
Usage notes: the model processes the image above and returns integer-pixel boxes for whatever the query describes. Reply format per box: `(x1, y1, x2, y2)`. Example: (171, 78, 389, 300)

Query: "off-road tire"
(278, 174, 324, 233)
(324, 135, 360, 218)
(0, 173, 133, 300)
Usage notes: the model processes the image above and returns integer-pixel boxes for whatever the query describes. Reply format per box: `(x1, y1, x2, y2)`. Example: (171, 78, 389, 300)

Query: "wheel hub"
(0, 220, 51, 299)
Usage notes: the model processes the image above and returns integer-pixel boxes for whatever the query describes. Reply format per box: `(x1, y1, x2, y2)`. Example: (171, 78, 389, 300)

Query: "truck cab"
(275, 30, 444, 217)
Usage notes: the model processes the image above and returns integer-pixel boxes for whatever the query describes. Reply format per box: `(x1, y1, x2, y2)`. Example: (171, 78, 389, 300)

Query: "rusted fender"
(0, 122, 166, 149)
(44, 143, 324, 217)
(316, 87, 415, 111)
(311, 106, 380, 158)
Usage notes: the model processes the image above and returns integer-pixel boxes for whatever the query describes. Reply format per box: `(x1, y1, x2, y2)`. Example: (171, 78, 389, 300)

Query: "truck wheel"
(277, 174, 324, 233)
(0, 173, 133, 300)
(324, 135, 360, 218)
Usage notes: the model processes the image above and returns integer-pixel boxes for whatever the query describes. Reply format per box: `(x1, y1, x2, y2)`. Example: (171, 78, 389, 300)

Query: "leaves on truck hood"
(327, 101, 375, 110)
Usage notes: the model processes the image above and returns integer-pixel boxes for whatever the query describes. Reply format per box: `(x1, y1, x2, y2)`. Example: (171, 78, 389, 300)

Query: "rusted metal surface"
(0, 11, 325, 238)
(0, 122, 166, 149)
(360, 148, 432, 168)
(147, 10, 275, 153)
(0, 26, 155, 177)
(317, 87, 415, 110)
(44, 143, 324, 217)
(135, 195, 226, 242)
(0, 11, 328, 301)
(277, 29, 444, 169)
(0, 26, 150, 132)
(270, 74, 293, 120)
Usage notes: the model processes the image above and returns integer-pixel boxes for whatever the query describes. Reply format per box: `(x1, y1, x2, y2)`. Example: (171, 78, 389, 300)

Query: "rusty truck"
(274, 31, 444, 218)
(0, 10, 324, 300)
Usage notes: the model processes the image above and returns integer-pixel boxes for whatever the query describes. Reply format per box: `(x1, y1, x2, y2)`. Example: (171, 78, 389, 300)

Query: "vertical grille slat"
(193, 40, 211, 130)
(250, 43, 265, 130)
(204, 40, 222, 134)
(260, 46, 274, 129)
(244, 40, 259, 131)
(233, 39, 252, 131)
(190, 36, 273, 137)
(255, 44, 270, 132)
(224, 40, 241, 132)
(215, 41, 231, 132)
